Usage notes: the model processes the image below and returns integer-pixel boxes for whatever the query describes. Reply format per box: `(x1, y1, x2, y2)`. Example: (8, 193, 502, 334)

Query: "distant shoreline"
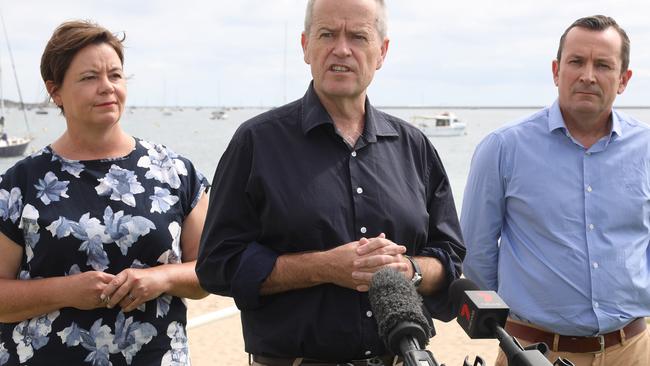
(378, 105, 650, 110)
(125, 105, 650, 110)
(4, 100, 650, 110)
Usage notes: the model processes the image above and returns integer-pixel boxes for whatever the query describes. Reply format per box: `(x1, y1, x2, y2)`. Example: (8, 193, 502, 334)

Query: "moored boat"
(412, 112, 466, 137)
(0, 133, 31, 157)
(0, 15, 32, 157)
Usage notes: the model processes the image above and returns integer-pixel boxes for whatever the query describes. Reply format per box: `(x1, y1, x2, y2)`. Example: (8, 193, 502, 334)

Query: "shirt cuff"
(231, 241, 279, 310)
(419, 247, 460, 321)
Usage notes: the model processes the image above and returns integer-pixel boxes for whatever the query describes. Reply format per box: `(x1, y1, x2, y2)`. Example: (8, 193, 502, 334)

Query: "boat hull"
(420, 124, 466, 137)
(0, 138, 30, 157)
(412, 112, 467, 137)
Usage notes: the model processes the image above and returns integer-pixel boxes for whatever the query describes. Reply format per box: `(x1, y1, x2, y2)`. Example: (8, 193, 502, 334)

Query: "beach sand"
(187, 295, 499, 366)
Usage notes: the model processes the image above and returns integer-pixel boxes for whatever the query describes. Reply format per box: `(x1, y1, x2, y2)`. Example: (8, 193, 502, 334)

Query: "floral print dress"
(0, 138, 209, 366)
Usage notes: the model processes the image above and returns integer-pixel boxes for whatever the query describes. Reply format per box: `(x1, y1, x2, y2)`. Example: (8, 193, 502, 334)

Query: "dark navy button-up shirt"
(197, 83, 465, 360)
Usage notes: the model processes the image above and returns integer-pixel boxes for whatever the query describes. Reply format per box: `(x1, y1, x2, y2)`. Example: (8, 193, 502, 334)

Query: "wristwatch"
(405, 255, 423, 288)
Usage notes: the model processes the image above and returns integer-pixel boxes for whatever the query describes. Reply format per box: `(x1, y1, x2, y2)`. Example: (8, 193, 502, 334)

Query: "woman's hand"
(67, 271, 117, 310)
(100, 267, 169, 312)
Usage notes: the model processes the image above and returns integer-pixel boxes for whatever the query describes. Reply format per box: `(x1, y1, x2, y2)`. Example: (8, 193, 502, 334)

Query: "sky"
(1, 0, 650, 107)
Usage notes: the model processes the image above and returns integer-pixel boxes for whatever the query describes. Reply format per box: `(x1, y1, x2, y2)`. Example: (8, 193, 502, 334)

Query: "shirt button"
(356, 187, 363, 194)
(366, 310, 373, 317)
(351, 151, 357, 157)
(587, 186, 592, 192)
(593, 262, 599, 269)
(586, 152, 591, 156)
(594, 302, 599, 308)
(360, 227, 367, 234)
(365, 350, 372, 356)
(589, 224, 594, 230)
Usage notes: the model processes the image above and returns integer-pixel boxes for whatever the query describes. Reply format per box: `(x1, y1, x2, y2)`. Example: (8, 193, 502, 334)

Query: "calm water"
(3, 106, 650, 212)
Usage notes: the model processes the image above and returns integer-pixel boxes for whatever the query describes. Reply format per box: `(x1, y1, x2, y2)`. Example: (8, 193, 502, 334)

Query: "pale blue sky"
(1, 0, 649, 107)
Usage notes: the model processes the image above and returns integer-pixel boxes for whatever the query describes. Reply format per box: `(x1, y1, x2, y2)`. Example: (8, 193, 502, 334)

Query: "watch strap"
(405, 255, 423, 287)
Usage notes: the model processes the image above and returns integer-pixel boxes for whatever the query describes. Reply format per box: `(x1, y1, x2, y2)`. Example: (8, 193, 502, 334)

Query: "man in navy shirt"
(197, 1, 465, 365)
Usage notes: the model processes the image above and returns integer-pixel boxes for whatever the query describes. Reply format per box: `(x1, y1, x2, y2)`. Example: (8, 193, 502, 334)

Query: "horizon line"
(121, 105, 650, 110)
(5, 101, 650, 110)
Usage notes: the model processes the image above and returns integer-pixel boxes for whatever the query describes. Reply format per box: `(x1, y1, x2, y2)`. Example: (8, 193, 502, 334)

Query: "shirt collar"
(548, 99, 622, 138)
(611, 110, 623, 137)
(301, 81, 398, 141)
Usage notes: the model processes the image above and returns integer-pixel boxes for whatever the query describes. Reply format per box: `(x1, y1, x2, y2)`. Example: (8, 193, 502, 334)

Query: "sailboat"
(0, 12, 31, 157)
(0, 107, 31, 157)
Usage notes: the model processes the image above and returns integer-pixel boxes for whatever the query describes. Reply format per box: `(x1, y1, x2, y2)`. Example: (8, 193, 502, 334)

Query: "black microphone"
(448, 278, 509, 339)
(449, 278, 574, 366)
(369, 267, 440, 366)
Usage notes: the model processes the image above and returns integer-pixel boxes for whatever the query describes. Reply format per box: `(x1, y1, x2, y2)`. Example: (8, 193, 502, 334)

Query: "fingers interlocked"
(100, 272, 135, 310)
(351, 234, 409, 291)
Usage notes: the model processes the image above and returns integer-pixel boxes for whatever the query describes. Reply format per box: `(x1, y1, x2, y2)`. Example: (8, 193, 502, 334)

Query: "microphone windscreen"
(449, 278, 480, 314)
(369, 268, 431, 345)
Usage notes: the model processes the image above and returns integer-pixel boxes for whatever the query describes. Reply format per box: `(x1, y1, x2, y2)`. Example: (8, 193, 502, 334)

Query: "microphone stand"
(392, 322, 488, 366)
(398, 337, 439, 366)
(386, 321, 440, 366)
(493, 324, 574, 366)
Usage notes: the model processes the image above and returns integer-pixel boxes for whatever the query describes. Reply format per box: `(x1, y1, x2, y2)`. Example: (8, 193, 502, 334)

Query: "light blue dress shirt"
(461, 101, 650, 336)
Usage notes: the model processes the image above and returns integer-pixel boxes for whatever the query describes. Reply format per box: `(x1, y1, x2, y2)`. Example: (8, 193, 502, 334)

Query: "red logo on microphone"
(460, 303, 471, 321)
(477, 292, 493, 302)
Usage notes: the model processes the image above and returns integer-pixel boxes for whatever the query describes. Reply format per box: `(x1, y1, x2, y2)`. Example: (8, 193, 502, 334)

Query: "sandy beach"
(186, 295, 499, 366)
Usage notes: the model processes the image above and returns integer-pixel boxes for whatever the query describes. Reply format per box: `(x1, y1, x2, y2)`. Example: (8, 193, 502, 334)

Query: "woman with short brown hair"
(0, 20, 209, 365)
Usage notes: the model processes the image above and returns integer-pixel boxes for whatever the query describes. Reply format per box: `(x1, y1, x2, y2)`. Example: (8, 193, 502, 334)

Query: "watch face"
(412, 274, 423, 287)
(406, 256, 422, 287)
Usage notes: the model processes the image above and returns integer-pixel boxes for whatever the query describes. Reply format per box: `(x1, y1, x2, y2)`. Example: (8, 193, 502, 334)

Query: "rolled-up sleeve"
(420, 145, 466, 321)
(196, 131, 276, 310)
(460, 132, 506, 292)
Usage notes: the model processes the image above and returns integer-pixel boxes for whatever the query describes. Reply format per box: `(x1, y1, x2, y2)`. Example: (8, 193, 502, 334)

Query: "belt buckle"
(588, 335, 605, 353)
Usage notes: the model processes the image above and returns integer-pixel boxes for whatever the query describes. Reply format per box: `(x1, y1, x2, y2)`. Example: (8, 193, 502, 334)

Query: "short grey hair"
(304, 0, 387, 39)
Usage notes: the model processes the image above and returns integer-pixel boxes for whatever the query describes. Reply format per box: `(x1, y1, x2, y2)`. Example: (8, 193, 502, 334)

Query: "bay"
(3, 106, 650, 213)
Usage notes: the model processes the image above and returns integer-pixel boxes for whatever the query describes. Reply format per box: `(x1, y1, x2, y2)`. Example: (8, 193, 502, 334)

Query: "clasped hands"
(100, 267, 168, 312)
(75, 267, 167, 312)
(333, 233, 411, 292)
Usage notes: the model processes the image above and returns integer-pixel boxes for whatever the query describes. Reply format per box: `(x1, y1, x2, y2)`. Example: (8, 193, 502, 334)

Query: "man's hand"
(350, 233, 409, 291)
(261, 234, 411, 295)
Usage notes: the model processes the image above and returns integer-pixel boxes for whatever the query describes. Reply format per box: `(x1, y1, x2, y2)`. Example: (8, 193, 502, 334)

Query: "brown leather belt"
(251, 354, 396, 366)
(505, 318, 647, 353)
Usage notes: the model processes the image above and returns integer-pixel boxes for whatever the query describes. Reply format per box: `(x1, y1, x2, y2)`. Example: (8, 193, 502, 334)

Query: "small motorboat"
(412, 112, 466, 137)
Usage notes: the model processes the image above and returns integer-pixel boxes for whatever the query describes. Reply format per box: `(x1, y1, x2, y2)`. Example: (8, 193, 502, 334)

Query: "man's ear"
(617, 69, 633, 94)
(376, 38, 389, 70)
(301, 32, 311, 65)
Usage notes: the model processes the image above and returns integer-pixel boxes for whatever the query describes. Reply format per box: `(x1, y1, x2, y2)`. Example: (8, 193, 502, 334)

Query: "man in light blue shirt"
(461, 15, 650, 366)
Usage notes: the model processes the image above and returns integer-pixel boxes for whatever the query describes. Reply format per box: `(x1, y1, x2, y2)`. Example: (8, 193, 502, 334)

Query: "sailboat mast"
(283, 21, 287, 105)
(0, 32, 4, 133)
(0, 12, 30, 136)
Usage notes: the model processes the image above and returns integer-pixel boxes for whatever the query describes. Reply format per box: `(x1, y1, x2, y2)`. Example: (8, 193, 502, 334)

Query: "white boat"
(0, 15, 32, 157)
(210, 109, 228, 120)
(412, 112, 466, 137)
(0, 129, 30, 157)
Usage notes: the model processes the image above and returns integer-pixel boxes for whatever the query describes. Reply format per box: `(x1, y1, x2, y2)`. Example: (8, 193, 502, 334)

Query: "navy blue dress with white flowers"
(0, 138, 209, 366)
